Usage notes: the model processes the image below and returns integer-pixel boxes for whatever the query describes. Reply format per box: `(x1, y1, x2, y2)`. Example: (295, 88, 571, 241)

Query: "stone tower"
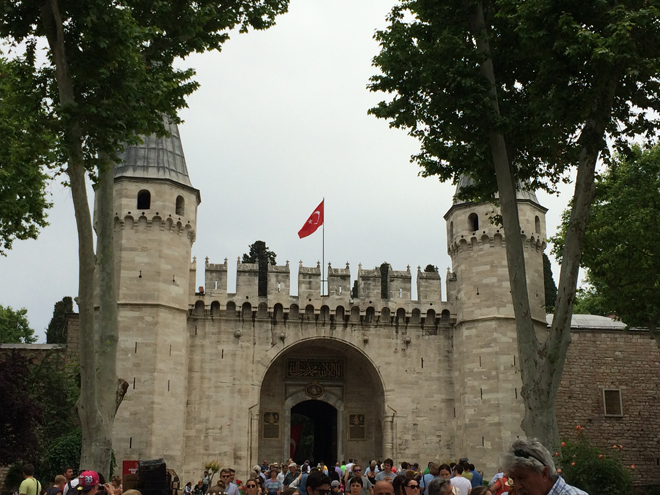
(108, 118, 200, 468)
(444, 176, 547, 466)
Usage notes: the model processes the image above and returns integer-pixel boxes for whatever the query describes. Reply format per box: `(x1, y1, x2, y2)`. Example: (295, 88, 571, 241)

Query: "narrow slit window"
(468, 213, 479, 231)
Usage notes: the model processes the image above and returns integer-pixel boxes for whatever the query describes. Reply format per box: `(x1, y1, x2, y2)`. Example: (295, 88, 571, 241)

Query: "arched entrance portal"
(291, 400, 337, 465)
(258, 339, 385, 465)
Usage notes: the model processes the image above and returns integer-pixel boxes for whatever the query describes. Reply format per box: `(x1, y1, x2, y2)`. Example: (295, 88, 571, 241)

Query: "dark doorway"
(291, 400, 337, 466)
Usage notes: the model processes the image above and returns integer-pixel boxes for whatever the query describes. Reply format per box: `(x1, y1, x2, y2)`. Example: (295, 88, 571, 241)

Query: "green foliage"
(571, 286, 608, 316)
(0, 55, 54, 255)
(2, 462, 27, 493)
(424, 265, 438, 273)
(0, 350, 78, 468)
(380, 262, 390, 299)
(0, 0, 290, 181)
(351, 280, 359, 299)
(0, 305, 36, 344)
(552, 144, 660, 335)
(46, 296, 74, 345)
(368, 0, 660, 201)
(543, 254, 558, 312)
(559, 429, 632, 495)
(242, 240, 277, 297)
(44, 429, 82, 481)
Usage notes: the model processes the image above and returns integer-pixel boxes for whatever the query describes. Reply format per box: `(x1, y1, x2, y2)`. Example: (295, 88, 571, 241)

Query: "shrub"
(559, 427, 633, 495)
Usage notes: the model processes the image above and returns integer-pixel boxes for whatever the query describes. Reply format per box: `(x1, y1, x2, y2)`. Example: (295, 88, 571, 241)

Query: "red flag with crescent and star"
(298, 200, 324, 239)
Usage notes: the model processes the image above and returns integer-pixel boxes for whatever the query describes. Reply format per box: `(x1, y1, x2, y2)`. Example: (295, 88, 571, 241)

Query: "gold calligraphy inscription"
(286, 359, 343, 379)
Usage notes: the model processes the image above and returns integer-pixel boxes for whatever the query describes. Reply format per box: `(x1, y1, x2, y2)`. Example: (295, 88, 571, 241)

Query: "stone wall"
(557, 329, 660, 486)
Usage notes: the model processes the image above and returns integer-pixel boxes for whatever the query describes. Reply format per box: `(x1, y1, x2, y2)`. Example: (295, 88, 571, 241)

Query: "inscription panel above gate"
(286, 359, 344, 380)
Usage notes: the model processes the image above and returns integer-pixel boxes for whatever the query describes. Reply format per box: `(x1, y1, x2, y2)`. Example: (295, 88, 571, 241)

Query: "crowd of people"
(187, 438, 588, 495)
(15, 438, 587, 495)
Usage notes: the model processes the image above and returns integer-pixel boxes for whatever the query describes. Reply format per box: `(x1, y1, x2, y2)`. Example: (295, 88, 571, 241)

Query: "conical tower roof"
(453, 174, 539, 205)
(115, 116, 192, 187)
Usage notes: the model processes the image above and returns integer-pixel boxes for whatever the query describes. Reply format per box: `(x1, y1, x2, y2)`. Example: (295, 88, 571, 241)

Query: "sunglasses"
(246, 486, 257, 489)
(353, 469, 361, 472)
(406, 486, 419, 490)
(513, 448, 546, 467)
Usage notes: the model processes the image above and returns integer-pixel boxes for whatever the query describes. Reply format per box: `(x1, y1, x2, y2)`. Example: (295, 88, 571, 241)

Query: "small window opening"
(535, 215, 541, 234)
(137, 190, 151, 209)
(339, 286, 342, 294)
(176, 195, 185, 216)
(278, 283, 281, 292)
(449, 221, 454, 241)
(215, 281, 218, 290)
(399, 288, 402, 297)
(603, 389, 623, 416)
(468, 212, 479, 231)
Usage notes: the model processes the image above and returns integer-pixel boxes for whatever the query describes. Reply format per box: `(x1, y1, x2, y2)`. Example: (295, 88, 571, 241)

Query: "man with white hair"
(502, 438, 589, 495)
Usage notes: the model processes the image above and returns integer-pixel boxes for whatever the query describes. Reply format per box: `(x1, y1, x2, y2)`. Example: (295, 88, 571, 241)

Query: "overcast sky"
(0, 0, 576, 342)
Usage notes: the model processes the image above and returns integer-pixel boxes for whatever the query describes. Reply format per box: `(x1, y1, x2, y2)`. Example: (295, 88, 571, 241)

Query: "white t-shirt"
(450, 477, 471, 495)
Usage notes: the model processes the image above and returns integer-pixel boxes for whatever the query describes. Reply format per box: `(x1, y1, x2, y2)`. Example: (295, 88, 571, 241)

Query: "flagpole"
(322, 197, 325, 296)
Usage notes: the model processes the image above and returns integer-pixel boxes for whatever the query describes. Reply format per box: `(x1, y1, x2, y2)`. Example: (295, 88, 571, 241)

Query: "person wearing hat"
(330, 481, 342, 495)
(284, 464, 298, 487)
(76, 471, 115, 495)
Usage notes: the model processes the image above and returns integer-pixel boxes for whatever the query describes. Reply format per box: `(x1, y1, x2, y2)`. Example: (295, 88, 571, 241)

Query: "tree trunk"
(465, 0, 553, 450)
(94, 154, 119, 476)
(40, 0, 119, 477)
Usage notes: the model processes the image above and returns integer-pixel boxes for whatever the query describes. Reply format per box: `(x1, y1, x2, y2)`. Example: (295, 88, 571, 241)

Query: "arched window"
(468, 212, 479, 231)
(137, 190, 151, 209)
(176, 195, 185, 216)
(535, 215, 541, 234)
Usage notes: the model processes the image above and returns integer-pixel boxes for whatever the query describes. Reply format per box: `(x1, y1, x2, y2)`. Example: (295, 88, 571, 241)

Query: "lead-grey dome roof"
(453, 175, 539, 205)
(115, 117, 192, 187)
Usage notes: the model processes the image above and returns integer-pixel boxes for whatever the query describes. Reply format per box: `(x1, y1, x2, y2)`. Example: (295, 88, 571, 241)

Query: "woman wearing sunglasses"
(402, 478, 421, 495)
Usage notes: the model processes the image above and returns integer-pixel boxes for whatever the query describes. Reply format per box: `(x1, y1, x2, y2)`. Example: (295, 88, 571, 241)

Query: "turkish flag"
(298, 200, 324, 239)
(290, 423, 303, 458)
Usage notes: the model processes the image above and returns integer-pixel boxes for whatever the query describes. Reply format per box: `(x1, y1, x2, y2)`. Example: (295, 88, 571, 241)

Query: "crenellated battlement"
(113, 214, 196, 242)
(447, 229, 546, 256)
(191, 258, 454, 322)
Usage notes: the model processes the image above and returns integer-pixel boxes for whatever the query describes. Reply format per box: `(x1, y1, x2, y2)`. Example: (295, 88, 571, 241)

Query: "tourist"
(47, 476, 66, 495)
(184, 483, 193, 495)
(502, 438, 588, 495)
(77, 471, 114, 495)
(262, 462, 270, 474)
(373, 481, 394, 495)
(265, 465, 283, 495)
(19, 465, 41, 495)
(420, 463, 439, 495)
(427, 479, 453, 495)
(194, 481, 204, 495)
(487, 475, 509, 495)
(111, 475, 123, 495)
(392, 475, 405, 495)
(63, 469, 74, 484)
(375, 460, 396, 484)
(305, 472, 331, 495)
(467, 467, 481, 489)
(331, 481, 342, 495)
(209, 480, 227, 495)
(449, 466, 470, 495)
(364, 462, 378, 485)
(256, 476, 266, 495)
(334, 464, 343, 481)
(401, 476, 421, 495)
(470, 488, 488, 495)
(246, 478, 260, 495)
(284, 465, 299, 487)
(202, 472, 210, 495)
(488, 469, 503, 487)
(346, 465, 372, 495)
(219, 470, 239, 495)
(347, 476, 364, 495)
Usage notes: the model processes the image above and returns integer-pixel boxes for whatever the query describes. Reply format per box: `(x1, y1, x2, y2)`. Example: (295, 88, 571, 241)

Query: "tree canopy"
(0, 305, 36, 344)
(46, 296, 73, 345)
(369, 0, 660, 451)
(243, 240, 277, 297)
(553, 144, 660, 342)
(2, 0, 289, 475)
